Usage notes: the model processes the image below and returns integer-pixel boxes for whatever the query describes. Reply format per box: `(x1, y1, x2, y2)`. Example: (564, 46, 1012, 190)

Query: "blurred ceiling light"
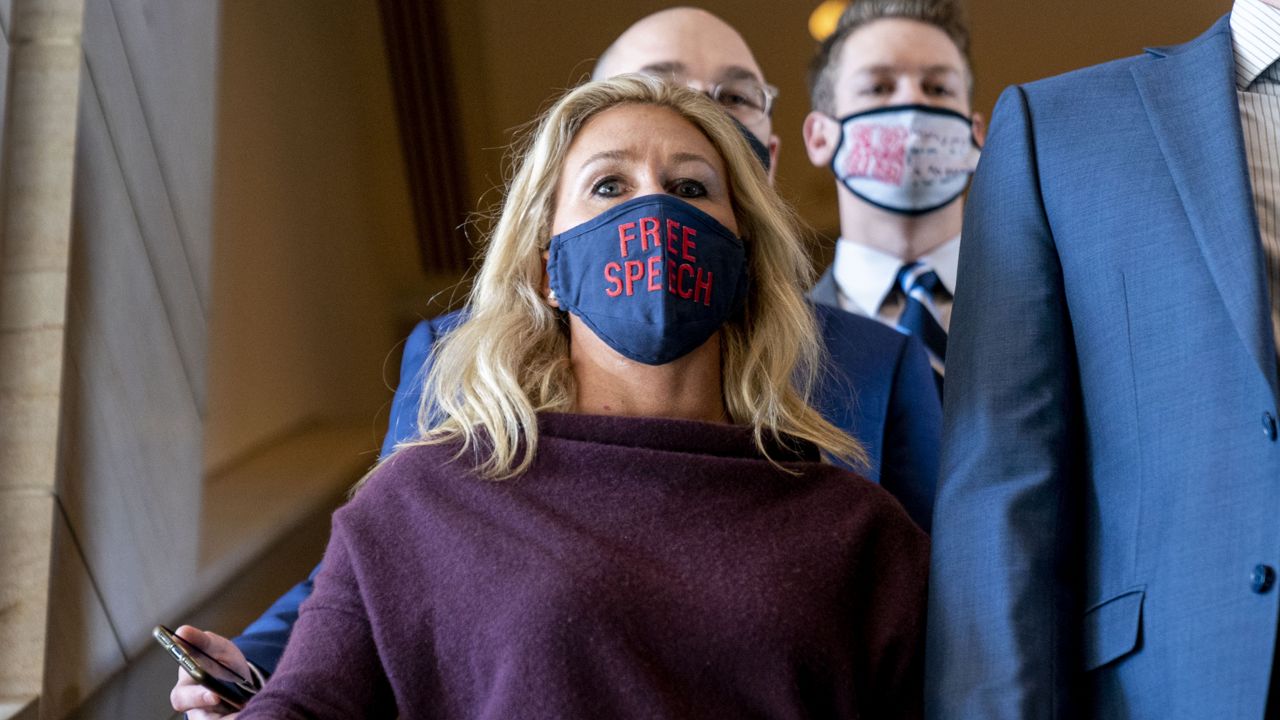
(809, 0, 850, 42)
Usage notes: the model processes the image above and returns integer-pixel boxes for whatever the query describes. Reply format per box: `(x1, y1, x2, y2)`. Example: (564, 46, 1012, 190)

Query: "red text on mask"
(603, 216, 713, 305)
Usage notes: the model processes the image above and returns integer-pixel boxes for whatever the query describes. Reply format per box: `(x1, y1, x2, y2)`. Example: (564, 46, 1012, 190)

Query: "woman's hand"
(167, 625, 252, 719)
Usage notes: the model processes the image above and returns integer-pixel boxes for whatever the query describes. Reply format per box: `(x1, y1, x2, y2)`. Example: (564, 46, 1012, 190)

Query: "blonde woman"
(237, 76, 928, 720)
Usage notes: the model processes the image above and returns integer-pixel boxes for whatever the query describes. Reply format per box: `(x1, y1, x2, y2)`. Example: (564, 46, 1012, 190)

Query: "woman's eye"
(861, 82, 893, 96)
(925, 84, 955, 97)
(671, 179, 707, 198)
(592, 178, 624, 197)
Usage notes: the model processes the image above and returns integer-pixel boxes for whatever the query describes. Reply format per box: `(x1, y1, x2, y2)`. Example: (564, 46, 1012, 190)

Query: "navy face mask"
(547, 194, 748, 366)
(728, 115, 772, 172)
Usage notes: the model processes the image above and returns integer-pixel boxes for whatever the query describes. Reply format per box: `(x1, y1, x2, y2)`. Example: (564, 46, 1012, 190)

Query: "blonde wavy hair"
(401, 75, 865, 478)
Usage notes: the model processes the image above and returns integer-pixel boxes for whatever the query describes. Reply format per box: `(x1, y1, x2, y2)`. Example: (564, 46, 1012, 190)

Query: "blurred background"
(0, 0, 1227, 718)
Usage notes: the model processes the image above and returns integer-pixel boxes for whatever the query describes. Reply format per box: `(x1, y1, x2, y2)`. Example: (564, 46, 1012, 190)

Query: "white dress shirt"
(1233, 0, 1280, 352)
(831, 234, 960, 332)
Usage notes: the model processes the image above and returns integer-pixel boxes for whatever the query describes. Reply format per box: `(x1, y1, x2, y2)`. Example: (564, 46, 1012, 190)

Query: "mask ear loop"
(541, 242, 565, 314)
(827, 111, 850, 192)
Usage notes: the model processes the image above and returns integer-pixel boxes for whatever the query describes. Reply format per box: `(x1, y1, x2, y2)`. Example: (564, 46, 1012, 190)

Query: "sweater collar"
(537, 412, 820, 463)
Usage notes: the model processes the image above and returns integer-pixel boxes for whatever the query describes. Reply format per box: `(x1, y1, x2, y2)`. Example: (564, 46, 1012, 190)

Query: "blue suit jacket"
(236, 302, 941, 673)
(927, 15, 1280, 719)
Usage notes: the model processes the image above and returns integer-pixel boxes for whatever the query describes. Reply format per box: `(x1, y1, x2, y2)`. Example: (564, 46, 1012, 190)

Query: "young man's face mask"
(829, 104, 981, 216)
(547, 194, 748, 366)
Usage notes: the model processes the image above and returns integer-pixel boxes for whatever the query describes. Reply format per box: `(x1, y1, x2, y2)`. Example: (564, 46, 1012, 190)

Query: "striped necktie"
(895, 262, 948, 373)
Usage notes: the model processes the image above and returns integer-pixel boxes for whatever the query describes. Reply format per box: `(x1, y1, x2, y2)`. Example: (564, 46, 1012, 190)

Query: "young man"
(929, 0, 1280, 716)
(171, 9, 942, 717)
(803, 0, 985, 376)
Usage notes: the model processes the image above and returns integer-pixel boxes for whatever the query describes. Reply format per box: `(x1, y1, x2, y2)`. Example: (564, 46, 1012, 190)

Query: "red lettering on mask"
(639, 217, 660, 252)
(647, 255, 662, 292)
(604, 262, 622, 297)
(677, 263, 694, 299)
(667, 258, 677, 294)
(693, 267, 713, 305)
(681, 225, 697, 262)
(618, 221, 637, 257)
(667, 218, 682, 255)
(624, 260, 644, 296)
(843, 125, 908, 185)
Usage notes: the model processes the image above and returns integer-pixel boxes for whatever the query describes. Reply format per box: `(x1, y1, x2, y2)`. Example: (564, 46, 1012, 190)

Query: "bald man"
(171, 9, 940, 717)
(593, 7, 781, 175)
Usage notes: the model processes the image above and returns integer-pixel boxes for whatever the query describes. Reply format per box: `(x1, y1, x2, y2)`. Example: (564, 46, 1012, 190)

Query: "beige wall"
(205, 0, 417, 474)
(25, 1, 423, 717)
(47, 0, 217, 716)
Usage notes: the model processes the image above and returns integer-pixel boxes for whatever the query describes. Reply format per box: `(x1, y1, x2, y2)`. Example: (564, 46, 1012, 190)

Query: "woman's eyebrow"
(669, 152, 717, 171)
(579, 149, 635, 168)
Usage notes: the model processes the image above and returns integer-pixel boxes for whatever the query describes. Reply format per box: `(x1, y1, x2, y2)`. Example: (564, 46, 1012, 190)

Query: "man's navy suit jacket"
(235, 303, 941, 673)
(926, 15, 1280, 719)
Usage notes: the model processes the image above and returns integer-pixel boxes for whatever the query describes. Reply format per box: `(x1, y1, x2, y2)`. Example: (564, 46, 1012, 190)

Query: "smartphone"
(153, 624, 257, 710)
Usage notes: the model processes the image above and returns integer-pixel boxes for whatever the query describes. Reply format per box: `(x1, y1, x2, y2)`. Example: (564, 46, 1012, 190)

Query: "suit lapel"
(1131, 15, 1278, 400)
(810, 265, 840, 308)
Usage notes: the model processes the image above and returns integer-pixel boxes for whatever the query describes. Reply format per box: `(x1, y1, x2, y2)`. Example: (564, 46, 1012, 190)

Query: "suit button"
(1264, 412, 1277, 441)
(1252, 564, 1275, 594)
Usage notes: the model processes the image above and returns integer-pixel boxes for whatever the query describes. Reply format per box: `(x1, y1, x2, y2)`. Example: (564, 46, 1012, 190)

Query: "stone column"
(0, 0, 85, 717)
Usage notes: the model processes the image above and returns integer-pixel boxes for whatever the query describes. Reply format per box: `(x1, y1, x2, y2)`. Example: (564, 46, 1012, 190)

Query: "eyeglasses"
(643, 71, 779, 127)
(704, 78, 778, 126)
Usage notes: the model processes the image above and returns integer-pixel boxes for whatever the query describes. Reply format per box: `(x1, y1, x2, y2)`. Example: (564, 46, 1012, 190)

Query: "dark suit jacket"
(808, 296, 941, 524)
(926, 15, 1280, 719)
(812, 265, 946, 399)
(236, 303, 942, 673)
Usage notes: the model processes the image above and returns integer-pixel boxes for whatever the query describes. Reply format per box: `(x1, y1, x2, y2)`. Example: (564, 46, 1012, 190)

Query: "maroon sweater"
(238, 413, 928, 719)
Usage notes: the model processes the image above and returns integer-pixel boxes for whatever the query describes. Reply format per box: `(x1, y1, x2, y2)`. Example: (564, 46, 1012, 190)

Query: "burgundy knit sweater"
(238, 413, 928, 719)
